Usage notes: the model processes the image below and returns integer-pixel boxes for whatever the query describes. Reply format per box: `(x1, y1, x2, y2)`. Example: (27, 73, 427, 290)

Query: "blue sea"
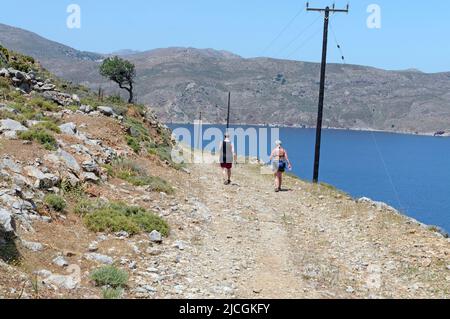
(168, 124, 450, 232)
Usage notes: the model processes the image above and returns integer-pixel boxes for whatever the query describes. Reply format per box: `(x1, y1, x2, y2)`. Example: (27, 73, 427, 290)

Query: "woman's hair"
(275, 140, 282, 146)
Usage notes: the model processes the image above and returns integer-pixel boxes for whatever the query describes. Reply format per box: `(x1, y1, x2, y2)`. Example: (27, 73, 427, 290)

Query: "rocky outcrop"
(0, 67, 80, 107)
(58, 122, 77, 135)
(0, 119, 28, 139)
(0, 207, 16, 240)
(97, 106, 116, 117)
(0, 206, 19, 264)
(41, 91, 77, 107)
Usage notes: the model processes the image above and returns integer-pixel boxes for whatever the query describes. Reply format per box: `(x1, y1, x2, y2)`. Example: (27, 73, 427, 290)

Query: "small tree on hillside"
(99, 56, 136, 103)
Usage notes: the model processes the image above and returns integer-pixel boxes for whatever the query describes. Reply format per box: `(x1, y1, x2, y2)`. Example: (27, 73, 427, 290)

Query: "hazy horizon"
(0, 0, 449, 73)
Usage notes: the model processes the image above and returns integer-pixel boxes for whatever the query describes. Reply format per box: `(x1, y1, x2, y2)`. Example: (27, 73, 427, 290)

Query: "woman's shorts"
(220, 163, 233, 169)
(272, 161, 286, 173)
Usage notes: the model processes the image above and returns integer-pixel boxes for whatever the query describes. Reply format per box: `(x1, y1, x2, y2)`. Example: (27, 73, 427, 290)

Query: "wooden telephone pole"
(226, 92, 231, 130)
(307, 2, 349, 183)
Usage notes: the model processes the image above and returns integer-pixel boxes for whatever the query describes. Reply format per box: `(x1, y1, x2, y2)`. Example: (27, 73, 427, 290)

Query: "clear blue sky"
(0, 0, 448, 73)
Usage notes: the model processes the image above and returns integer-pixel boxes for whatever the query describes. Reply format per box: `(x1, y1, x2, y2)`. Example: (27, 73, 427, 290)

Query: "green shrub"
(28, 97, 59, 112)
(125, 118, 149, 140)
(61, 182, 85, 201)
(44, 194, 67, 212)
(90, 266, 128, 288)
(35, 121, 61, 133)
(102, 287, 123, 299)
(126, 136, 141, 153)
(105, 94, 125, 105)
(85, 208, 140, 234)
(7, 51, 36, 72)
(9, 60, 30, 73)
(82, 201, 169, 236)
(123, 117, 153, 154)
(18, 128, 58, 151)
(131, 210, 170, 236)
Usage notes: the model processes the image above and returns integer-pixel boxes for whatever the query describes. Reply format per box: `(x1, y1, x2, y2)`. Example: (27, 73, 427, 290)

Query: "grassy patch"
(318, 182, 349, 197)
(123, 117, 152, 154)
(148, 145, 186, 170)
(82, 201, 169, 236)
(427, 225, 449, 238)
(18, 127, 58, 151)
(2, 97, 60, 123)
(105, 158, 173, 194)
(91, 266, 128, 288)
(34, 120, 61, 133)
(44, 194, 67, 212)
(102, 287, 123, 299)
(28, 97, 60, 112)
(126, 136, 141, 153)
(117, 170, 172, 191)
(73, 198, 101, 216)
(0, 77, 11, 90)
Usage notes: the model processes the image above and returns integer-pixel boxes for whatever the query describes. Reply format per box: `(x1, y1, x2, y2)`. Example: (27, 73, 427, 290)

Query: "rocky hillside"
(1, 23, 450, 134)
(0, 46, 196, 298)
(0, 47, 449, 300)
(0, 23, 104, 87)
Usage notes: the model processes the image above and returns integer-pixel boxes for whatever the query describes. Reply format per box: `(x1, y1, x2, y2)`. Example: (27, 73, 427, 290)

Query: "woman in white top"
(269, 140, 292, 192)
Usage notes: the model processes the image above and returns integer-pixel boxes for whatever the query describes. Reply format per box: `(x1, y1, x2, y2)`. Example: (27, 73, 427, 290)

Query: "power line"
(285, 22, 323, 59)
(329, 20, 346, 64)
(261, 6, 307, 54)
(324, 17, 406, 212)
(274, 14, 322, 58)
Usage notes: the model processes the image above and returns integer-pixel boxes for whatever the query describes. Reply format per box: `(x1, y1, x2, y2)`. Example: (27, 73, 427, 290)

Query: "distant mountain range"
(1, 22, 450, 134)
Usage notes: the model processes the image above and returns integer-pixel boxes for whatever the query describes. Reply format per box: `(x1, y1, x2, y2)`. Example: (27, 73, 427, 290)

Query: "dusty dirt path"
(181, 160, 449, 299)
(187, 163, 316, 298)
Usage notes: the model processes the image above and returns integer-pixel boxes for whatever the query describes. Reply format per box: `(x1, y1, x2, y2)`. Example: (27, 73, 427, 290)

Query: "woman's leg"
(227, 168, 232, 182)
(222, 168, 228, 182)
(274, 173, 278, 189)
(278, 172, 283, 190)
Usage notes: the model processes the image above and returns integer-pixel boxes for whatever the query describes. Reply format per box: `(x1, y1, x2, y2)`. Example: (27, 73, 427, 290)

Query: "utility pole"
(226, 91, 231, 130)
(197, 111, 202, 150)
(307, 2, 349, 183)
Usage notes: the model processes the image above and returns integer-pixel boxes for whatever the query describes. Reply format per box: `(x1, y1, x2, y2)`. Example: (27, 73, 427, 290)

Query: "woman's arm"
(231, 144, 237, 163)
(285, 150, 292, 169)
(269, 149, 275, 161)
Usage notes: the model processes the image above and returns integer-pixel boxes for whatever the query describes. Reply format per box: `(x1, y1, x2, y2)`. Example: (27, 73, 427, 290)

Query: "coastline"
(177, 144, 450, 235)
